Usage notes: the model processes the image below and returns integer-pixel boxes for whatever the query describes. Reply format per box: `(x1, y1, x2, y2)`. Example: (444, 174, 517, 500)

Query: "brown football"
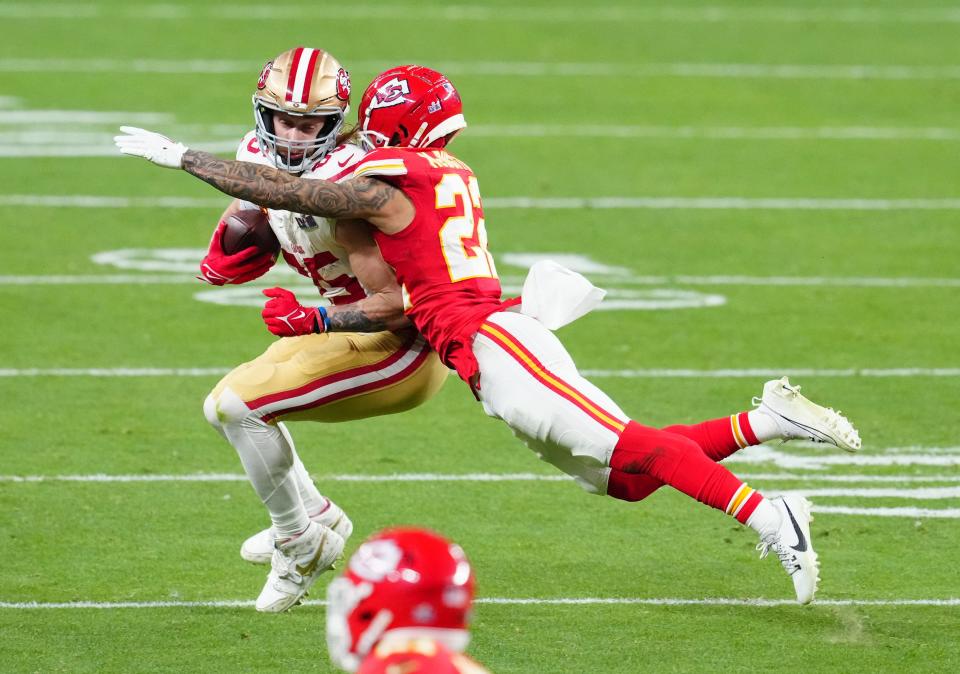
(221, 209, 280, 256)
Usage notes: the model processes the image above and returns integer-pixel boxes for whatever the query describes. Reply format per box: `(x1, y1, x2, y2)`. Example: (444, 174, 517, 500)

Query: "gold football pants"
(209, 329, 448, 423)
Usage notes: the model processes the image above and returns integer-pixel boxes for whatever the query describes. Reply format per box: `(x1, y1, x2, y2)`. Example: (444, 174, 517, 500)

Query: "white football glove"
(114, 126, 188, 169)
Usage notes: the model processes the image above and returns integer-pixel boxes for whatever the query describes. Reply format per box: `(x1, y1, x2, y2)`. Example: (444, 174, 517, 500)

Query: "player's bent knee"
(208, 387, 259, 426)
(203, 392, 223, 431)
(611, 422, 704, 473)
(606, 471, 662, 502)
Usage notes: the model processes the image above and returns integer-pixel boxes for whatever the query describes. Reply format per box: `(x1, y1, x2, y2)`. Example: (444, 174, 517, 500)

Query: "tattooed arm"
(324, 219, 410, 332)
(182, 150, 414, 234)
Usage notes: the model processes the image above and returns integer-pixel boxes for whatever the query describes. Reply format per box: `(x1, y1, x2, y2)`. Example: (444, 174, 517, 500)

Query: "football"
(221, 208, 280, 256)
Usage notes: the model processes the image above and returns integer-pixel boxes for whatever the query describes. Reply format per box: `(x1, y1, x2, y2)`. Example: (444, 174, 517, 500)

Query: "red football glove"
(261, 288, 327, 336)
(198, 220, 276, 285)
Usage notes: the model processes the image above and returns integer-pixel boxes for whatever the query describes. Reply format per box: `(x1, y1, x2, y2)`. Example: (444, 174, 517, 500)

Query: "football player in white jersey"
(199, 48, 448, 613)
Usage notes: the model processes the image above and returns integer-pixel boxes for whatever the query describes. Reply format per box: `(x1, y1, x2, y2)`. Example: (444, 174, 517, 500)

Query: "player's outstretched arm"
(326, 219, 410, 332)
(115, 127, 411, 229)
(183, 149, 398, 221)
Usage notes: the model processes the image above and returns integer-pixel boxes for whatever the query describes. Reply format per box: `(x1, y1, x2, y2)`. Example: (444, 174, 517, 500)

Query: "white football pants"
(472, 310, 630, 494)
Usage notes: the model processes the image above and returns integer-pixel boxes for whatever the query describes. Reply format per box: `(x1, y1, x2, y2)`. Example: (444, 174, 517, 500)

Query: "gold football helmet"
(252, 47, 351, 173)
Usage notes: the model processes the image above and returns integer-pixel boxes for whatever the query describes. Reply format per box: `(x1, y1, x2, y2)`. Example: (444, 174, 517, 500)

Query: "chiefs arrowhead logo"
(335, 67, 351, 101)
(369, 77, 411, 110)
(257, 60, 273, 90)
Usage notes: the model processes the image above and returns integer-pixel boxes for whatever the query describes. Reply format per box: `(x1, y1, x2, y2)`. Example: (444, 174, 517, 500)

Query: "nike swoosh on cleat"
(295, 534, 327, 577)
(782, 500, 808, 553)
(781, 416, 832, 443)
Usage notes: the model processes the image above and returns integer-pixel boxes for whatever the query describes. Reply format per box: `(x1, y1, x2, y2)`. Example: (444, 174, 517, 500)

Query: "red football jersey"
(353, 147, 512, 381)
(358, 639, 490, 674)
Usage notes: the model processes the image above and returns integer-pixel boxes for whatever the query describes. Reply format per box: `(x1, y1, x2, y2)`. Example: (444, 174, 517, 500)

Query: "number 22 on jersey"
(435, 173, 498, 282)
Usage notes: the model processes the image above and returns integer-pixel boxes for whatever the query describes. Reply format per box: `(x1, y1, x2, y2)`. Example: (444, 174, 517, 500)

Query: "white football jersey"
(236, 131, 369, 305)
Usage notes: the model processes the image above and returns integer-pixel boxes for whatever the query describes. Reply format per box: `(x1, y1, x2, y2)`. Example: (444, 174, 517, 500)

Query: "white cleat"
(241, 499, 353, 565)
(757, 495, 820, 605)
(255, 521, 345, 613)
(754, 376, 861, 452)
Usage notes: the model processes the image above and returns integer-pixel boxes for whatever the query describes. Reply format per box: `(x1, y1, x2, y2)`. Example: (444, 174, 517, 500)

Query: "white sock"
(745, 498, 781, 539)
(277, 422, 329, 517)
(217, 392, 310, 539)
(747, 409, 782, 443)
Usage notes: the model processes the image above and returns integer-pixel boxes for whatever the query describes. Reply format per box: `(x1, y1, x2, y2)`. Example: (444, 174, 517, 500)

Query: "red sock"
(662, 412, 759, 461)
(610, 420, 763, 522)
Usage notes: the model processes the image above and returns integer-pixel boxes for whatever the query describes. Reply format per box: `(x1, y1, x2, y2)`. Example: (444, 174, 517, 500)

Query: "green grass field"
(2, 0, 959, 671)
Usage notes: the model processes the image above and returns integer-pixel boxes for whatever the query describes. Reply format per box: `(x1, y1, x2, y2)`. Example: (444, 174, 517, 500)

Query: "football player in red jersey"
(326, 527, 489, 673)
(117, 67, 861, 604)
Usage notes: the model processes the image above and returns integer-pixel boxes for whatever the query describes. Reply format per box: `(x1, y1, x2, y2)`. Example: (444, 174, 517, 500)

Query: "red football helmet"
(356, 65, 466, 150)
(326, 527, 475, 672)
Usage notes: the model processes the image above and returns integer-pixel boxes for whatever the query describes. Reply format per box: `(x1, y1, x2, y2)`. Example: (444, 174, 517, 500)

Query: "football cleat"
(753, 377, 861, 452)
(255, 520, 345, 613)
(757, 496, 819, 605)
(241, 499, 353, 565)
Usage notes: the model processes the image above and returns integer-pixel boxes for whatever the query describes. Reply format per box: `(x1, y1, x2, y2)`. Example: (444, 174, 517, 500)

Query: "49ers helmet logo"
(370, 77, 411, 110)
(336, 67, 351, 101)
(256, 61, 273, 90)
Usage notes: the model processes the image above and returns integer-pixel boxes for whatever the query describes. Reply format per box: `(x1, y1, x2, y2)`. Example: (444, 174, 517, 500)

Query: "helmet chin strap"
(409, 121, 430, 148)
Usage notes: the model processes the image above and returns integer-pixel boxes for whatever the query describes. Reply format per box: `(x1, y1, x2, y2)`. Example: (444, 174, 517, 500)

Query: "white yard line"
(4, 125, 960, 160)
(0, 142, 240, 158)
(6, 194, 960, 211)
(726, 446, 960, 469)
(584, 368, 960, 378)
(4, 58, 960, 81)
(743, 473, 960, 483)
(485, 197, 960, 210)
(0, 110, 173, 124)
(4, 470, 959, 518)
(0, 368, 231, 377)
(2, 367, 958, 378)
(6, 126, 960, 142)
(639, 276, 960, 288)
(0, 275, 199, 285)
(779, 487, 960, 500)
(5, 4, 960, 24)
(0, 195, 224, 208)
(0, 4, 100, 18)
(2, 471, 959, 484)
(2, 274, 959, 289)
(0, 472, 564, 483)
(467, 124, 960, 141)
(0, 596, 957, 610)
(814, 505, 960, 518)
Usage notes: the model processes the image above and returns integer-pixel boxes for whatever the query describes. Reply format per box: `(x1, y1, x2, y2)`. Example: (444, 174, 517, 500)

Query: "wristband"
(318, 306, 331, 333)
